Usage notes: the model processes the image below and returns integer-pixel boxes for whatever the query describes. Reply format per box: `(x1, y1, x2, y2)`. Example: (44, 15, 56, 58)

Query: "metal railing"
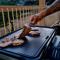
(0, 6, 39, 37)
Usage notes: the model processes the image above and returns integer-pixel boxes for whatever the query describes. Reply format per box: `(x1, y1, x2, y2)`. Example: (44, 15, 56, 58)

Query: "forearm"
(39, 0, 60, 19)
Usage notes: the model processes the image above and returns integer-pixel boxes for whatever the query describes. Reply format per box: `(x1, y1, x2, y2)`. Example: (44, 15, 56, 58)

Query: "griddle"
(0, 26, 55, 60)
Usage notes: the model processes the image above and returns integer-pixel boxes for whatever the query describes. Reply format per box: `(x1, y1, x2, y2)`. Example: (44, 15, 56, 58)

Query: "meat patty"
(12, 39, 24, 46)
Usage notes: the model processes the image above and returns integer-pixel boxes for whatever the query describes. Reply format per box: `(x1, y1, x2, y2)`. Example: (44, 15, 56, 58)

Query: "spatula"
(18, 23, 34, 39)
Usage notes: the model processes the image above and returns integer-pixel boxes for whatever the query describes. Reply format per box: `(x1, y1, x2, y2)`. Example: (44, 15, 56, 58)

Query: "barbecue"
(0, 26, 55, 60)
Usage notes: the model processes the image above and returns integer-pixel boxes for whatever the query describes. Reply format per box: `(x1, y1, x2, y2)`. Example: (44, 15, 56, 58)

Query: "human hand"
(30, 13, 41, 25)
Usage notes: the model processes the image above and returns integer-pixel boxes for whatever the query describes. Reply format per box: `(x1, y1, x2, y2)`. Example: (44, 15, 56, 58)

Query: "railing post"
(28, 8, 30, 22)
(1, 8, 7, 34)
(11, 8, 15, 31)
(7, 8, 11, 32)
(24, 8, 29, 24)
(15, 8, 19, 29)
(19, 8, 23, 28)
(22, 8, 25, 25)
(38, 0, 46, 26)
(39, 0, 45, 11)
(26, 8, 31, 23)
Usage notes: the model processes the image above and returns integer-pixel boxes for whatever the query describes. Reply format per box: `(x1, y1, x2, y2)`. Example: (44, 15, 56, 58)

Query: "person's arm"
(31, 0, 60, 24)
(41, 0, 60, 18)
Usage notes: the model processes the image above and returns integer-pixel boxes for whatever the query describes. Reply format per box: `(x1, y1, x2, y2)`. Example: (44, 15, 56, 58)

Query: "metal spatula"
(18, 23, 34, 39)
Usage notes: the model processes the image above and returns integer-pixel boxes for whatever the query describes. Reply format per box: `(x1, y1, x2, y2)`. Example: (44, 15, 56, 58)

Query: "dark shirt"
(46, 0, 55, 5)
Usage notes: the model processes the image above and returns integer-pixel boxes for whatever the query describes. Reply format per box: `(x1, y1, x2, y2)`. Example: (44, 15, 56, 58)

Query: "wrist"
(38, 10, 46, 20)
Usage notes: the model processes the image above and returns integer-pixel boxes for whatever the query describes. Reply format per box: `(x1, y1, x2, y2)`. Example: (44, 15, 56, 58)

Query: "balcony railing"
(0, 6, 40, 37)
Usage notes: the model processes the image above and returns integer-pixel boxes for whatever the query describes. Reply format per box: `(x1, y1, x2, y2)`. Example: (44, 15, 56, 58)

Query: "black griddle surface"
(0, 27, 54, 58)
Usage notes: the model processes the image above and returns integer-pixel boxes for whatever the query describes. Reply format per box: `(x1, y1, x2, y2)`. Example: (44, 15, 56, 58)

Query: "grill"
(0, 26, 55, 60)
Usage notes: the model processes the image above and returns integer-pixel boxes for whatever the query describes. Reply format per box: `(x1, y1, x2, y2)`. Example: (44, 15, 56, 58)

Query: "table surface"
(0, 27, 55, 58)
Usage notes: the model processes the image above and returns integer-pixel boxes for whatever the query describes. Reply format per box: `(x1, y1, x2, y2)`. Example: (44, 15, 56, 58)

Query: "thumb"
(30, 15, 34, 22)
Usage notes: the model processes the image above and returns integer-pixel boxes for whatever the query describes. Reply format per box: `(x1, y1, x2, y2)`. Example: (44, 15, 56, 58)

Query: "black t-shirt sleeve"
(46, 0, 55, 5)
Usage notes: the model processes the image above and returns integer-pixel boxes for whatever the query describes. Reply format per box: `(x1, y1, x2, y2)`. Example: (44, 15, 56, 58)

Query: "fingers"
(30, 15, 39, 25)
(30, 15, 35, 22)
